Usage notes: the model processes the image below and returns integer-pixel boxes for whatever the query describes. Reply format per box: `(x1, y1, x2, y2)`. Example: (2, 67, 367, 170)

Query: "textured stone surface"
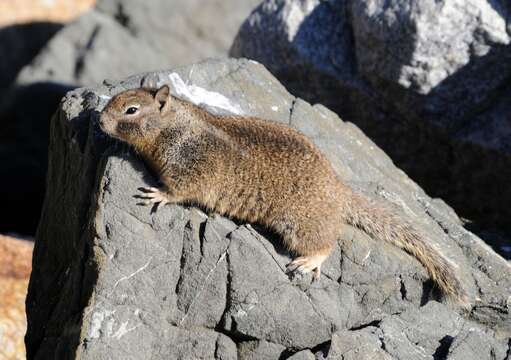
(288, 350, 315, 360)
(238, 340, 286, 359)
(230, 0, 511, 250)
(325, 329, 391, 360)
(27, 59, 511, 359)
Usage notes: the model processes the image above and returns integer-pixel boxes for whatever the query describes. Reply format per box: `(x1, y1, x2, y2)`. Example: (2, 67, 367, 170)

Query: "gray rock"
(325, 301, 510, 360)
(26, 59, 511, 359)
(15, 10, 169, 87)
(237, 340, 286, 359)
(325, 302, 509, 360)
(446, 327, 509, 360)
(350, 0, 510, 96)
(17, 0, 261, 87)
(384, 302, 510, 360)
(325, 328, 391, 360)
(95, 0, 261, 69)
(230, 0, 511, 247)
(288, 350, 315, 360)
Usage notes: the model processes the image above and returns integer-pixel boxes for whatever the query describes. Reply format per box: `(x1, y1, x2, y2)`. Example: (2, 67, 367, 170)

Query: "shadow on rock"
(0, 81, 76, 235)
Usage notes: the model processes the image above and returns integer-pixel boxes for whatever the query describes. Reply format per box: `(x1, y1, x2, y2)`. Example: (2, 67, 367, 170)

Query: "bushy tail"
(341, 190, 469, 308)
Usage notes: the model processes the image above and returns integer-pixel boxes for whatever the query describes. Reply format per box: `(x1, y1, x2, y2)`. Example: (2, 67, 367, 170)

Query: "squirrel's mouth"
(98, 119, 121, 142)
(98, 114, 113, 134)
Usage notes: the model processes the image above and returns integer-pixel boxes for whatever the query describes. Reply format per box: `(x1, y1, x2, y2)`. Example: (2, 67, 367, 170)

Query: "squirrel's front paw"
(136, 187, 170, 211)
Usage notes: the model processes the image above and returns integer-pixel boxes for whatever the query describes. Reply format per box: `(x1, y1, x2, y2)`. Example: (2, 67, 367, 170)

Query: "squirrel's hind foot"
(286, 254, 328, 280)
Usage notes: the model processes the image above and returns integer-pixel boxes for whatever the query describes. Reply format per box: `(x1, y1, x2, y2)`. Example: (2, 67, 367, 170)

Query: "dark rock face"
(27, 59, 510, 359)
(0, 82, 73, 234)
(0, 0, 260, 235)
(230, 0, 511, 248)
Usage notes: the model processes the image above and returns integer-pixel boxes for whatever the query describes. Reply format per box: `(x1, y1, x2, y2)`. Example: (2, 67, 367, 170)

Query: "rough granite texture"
(230, 0, 511, 249)
(26, 59, 511, 359)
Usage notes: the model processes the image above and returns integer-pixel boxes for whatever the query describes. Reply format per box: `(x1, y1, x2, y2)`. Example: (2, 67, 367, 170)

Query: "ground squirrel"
(99, 84, 469, 307)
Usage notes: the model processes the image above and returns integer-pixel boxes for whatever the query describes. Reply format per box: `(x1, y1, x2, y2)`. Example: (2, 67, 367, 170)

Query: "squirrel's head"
(99, 85, 172, 147)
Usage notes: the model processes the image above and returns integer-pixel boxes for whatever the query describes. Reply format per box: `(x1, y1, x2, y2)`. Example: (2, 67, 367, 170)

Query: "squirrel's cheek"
(100, 121, 114, 135)
(98, 120, 109, 133)
(142, 121, 157, 133)
(99, 114, 114, 132)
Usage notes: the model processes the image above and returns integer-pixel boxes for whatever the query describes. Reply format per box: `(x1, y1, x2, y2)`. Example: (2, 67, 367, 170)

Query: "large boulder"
(230, 0, 511, 251)
(0, 0, 260, 235)
(26, 59, 510, 359)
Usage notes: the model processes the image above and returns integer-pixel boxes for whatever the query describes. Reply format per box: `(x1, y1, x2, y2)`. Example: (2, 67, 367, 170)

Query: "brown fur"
(100, 86, 469, 307)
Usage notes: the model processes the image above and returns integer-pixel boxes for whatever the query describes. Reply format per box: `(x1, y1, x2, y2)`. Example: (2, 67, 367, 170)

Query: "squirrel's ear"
(155, 85, 171, 113)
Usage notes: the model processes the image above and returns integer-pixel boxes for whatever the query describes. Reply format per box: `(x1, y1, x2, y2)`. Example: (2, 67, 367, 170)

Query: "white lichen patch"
(111, 321, 140, 340)
(164, 73, 243, 116)
(88, 309, 116, 339)
(87, 309, 141, 340)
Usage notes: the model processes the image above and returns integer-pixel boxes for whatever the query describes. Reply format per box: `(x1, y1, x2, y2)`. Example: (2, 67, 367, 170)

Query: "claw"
(312, 267, 321, 281)
(286, 257, 308, 272)
(137, 187, 170, 211)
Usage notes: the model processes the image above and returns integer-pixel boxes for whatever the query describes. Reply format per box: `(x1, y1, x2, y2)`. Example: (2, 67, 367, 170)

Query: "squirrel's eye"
(125, 106, 139, 115)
